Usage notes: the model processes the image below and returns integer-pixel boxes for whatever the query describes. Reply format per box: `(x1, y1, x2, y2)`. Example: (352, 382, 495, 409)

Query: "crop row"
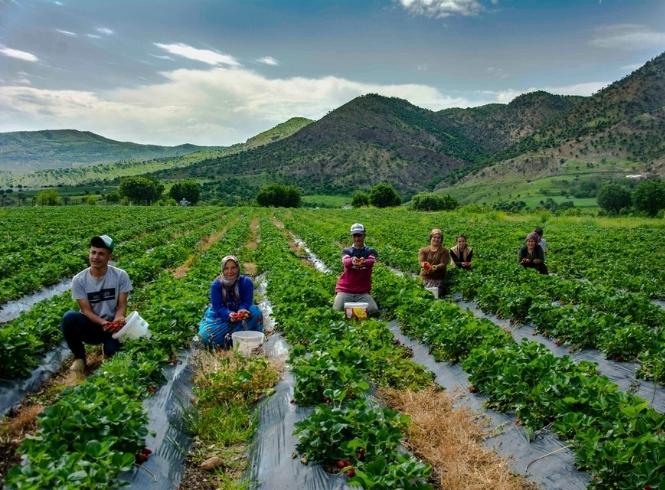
(256, 216, 435, 489)
(280, 208, 665, 298)
(4, 210, 251, 488)
(0, 207, 222, 304)
(0, 210, 235, 379)
(277, 209, 665, 384)
(278, 211, 665, 489)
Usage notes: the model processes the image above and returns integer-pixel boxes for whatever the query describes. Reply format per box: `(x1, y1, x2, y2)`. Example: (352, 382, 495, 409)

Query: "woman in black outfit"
(519, 232, 548, 275)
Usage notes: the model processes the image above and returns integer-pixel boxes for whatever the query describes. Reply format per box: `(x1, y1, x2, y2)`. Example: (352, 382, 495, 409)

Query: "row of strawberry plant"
(4, 210, 252, 488)
(280, 209, 665, 385)
(377, 269, 664, 489)
(277, 210, 665, 488)
(279, 207, 665, 298)
(0, 210, 233, 379)
(0, 207, 221, 304)
(256, 215, 434, 489)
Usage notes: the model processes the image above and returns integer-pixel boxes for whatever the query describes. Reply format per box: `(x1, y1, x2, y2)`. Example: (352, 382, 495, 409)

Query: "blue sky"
(0, 0, 664, 145)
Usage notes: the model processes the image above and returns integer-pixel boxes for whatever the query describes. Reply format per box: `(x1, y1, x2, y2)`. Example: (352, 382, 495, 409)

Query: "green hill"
(0, 129, 218, 173)
(153, 94, 488, 194)
(0, 118, 313, 188)
(445, 52, 665, 205)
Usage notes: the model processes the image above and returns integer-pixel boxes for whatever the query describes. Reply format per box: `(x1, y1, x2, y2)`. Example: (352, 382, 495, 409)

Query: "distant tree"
(35, 189, 62, 206)
(369, 183, 401, 208)
(104, 191, 121, 204)
(597, 183, 631, 213)
(351, 190, 370, 208)
(83, 195, 97, 205)
(169, 180, 201, 204)
(633, 179, 665, 216)
(256, 183, 301, 208)
(411, 192, 457, 211)
(119, 176, 164, 205)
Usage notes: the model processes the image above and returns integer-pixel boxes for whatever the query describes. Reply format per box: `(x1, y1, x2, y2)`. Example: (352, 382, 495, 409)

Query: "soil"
(173, 225, 230, 279)
(177, 456, 219, 490)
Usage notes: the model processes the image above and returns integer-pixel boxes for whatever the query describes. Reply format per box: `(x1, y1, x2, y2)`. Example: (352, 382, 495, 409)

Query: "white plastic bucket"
(426, 287, 439, 299)
(232, 331, 265, 356)
(112, 311, 151, 342)
(344, 302, 368, 320)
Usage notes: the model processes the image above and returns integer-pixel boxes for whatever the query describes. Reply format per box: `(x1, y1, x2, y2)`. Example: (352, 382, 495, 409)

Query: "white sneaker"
(70, 358, 86, 373)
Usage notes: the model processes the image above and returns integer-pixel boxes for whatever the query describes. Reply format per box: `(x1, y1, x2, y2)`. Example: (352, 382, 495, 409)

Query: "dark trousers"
(61, 311, 121, 359)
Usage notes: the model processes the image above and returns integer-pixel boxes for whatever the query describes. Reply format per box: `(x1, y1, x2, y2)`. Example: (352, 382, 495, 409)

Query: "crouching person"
(333, 223, 379, 316)
(198, 255, 263, 349)
(62, 235, 132, 374)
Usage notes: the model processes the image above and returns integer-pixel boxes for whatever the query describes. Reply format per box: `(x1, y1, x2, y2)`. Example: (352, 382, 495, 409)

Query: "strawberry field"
(1, 206, 664, 489)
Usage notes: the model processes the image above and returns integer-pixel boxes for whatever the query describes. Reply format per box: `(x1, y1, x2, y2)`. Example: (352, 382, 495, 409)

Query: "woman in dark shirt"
(519, 232, 548, 275)
(450, 234, 473, 269)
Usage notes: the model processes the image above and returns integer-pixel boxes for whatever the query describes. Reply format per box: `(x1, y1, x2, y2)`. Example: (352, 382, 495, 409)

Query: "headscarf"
(526, 232, 539, 243)
(429, 228, 443, 240)
(219, 255, 241, 303)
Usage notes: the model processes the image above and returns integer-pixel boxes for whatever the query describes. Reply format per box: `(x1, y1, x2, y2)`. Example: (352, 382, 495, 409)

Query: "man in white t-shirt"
(61, 235, 133, 373)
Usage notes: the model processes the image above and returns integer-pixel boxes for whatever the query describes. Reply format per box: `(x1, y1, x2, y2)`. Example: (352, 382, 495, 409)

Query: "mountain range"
(1, 51, 663, 205)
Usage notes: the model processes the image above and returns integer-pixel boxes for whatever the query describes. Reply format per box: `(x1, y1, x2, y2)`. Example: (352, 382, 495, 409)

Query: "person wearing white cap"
(333, 223, 379, 314)
(198, 255, 263, 348)
(61, 234, 132, 374)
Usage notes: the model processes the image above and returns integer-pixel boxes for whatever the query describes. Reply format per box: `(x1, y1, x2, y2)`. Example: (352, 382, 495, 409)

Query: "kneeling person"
(62, 235, 132, 373)
(198, 255, 263, 349)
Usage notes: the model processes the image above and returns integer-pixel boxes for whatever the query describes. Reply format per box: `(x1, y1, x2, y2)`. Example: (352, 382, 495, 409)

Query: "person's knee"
(248, 305, 264, 332)
(61, 311, 82, 333)
(332, 293, 346, 310)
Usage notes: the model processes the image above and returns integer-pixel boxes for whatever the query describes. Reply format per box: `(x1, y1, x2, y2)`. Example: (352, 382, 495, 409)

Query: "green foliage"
(597, 183, 631, 213)
(35, 189, 62, 206)
(410, 192, 457, 211)
(256, 183, 301, 207)
(633, 178, 665, 216)
(351, 190, 370, 207)
(119, 176, 164, 204)
(369, 183, 401, 208)
(169, 180, 201, 204)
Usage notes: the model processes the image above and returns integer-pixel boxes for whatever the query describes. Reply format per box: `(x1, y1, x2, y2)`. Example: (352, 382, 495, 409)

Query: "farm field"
(1, 206, 664, 489)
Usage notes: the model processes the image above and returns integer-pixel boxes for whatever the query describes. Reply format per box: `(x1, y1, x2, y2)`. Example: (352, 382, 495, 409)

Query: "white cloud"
(154, 42, 241, 67)
(149, 54, 174, 61)
(257, 56, 279, 66)
(591, 24, 665, 50)
(86, 34, 102, 39)
(53, 1, 63, 5)
(56, 29, 77, 37)
(397, 0, 484, 18)
(96, 27, 114, 36)
(0, 45, 38, 62)
(0, 66, 478, 145)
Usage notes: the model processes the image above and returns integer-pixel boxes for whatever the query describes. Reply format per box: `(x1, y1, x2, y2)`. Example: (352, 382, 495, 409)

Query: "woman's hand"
(421, 261, 432, 271)
(230, 310, 251, 322)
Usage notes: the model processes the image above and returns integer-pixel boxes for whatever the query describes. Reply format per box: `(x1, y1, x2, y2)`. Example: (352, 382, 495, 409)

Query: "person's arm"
(533, 246, 545, 264)
(519, 247, 529, 264)
(450, 249, 462, 267)
(114, 292, 129, 323)
(419, 248, 431, 271)
(463, 249, 473, 268)
(433, 250, 448, 272)
(238, 276, 254, 311)
(77, 298, 110, 327)
(210, 280, 231, 320)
